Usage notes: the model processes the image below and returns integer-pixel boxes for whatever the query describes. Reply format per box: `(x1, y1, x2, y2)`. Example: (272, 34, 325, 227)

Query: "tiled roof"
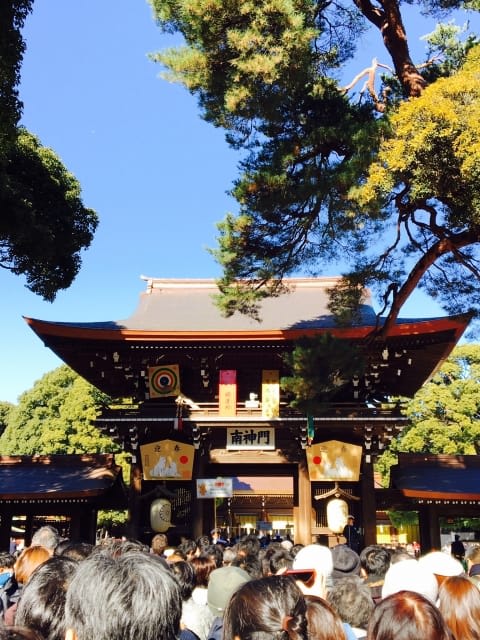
(0, 454, 127, 506)
(118, 277, 378, 331)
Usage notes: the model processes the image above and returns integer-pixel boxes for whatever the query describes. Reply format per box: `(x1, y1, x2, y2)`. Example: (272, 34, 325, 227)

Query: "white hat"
(418, 551, 464, 577)
(382, 559, 438, 603)
(293, 544, 333, 578)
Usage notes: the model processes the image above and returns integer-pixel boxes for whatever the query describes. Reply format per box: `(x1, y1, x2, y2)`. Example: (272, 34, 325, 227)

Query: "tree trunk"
(352, 0, 426, 96)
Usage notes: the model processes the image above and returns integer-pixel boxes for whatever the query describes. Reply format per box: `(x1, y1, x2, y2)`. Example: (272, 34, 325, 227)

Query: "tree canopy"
(376, 343, 480, 483)
(0, 1, 98, 300)
(0, 365, 117, 455)
(148, 0, 480, 330)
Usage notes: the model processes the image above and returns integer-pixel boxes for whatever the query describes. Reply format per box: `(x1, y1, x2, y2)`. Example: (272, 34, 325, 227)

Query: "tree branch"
(380, 227, 480, 336)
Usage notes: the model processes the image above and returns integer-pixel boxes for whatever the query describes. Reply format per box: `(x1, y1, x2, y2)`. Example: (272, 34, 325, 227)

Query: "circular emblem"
(150, 366, 179, 395)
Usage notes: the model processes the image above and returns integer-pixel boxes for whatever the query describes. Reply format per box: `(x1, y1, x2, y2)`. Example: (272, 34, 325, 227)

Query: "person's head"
(0, 628, 44, 640)
(65, 552, 181, 640)
(190, 554, 216, 587)
(389, 549, 413, 564)
(0, 552, 16, 586)
(165, 549, 187, 564)
(232, 554, 263, 579)
(292, 544, 333, 598)
(0, 552, 16, 571)
(381, 558, 438, 603)
(438, 575, 480, 640)
(177, 539, 198, 561)
(360, 545, 391, 579)
(202, 544, 224, 568)
(223, 575, 308, 640)
(347, 516, 355, 526)
(55, 543, 94, 562)
(14, 546, 51, 585)
(330, 544, 361, 581)
(237, 534, 261, 558)
(207, 566, 251, 618)
(31, 526, 60, 554)
(16, 556, 78, 640)
(223, 547, 237, 566)
(304, 595, 346, 640)
(466, 545, 480, 569)
(326, 575, 374, 630)
(367, 590, 451, 640)
(290, 544, 304, 559)
(170, 560, 196, 601)
(196, 535, 211, 554)
(95, 538, 150, 557)
(418, 551, 464, 588)
(270, 549, 293, 575)
(151, 533, 168, 556)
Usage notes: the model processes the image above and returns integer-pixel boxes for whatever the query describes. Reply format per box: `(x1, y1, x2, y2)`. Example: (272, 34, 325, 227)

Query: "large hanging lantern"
(327, 497, 349, 534)
(150, 498, 173, 532)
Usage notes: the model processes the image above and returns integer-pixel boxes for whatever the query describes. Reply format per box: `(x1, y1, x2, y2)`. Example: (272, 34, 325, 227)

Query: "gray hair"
(65, 552, 181, 640)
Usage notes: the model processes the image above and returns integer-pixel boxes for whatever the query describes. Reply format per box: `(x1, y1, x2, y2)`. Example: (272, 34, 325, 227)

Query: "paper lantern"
(327, 497, 349, 534)
(150, 498, 173, 532)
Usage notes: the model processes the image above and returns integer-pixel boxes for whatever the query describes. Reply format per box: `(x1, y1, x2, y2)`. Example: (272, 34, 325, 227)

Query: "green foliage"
(0, 365, 119, 455)
(0, 0, 32, 159)
(0, 401, 15, 438)
(281, 334, 365, 413)
(148, 0, 480, 326)
(421, 21, 479, 79)
(0, 2, 98, 301)
(388, 510, 419, 528)
(0, 366, 131, 532)
(0, 129, 98, 301)
(97, 509, 128, 530)
(376, 344, 480, 483)
(350, 45, 480, 320)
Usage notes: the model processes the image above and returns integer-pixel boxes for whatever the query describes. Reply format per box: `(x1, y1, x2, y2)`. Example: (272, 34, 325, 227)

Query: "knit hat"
(292, 544, 333, 579)
(281, 540, 293, 551)
(418, 551, 464, 578)
(331, 544, 361, 580)
(207, 566, 251, 616)
(381, 558, 438, 603)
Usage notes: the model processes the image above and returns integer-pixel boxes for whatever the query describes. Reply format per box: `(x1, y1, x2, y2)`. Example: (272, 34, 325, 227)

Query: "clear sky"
(1, 0, 476, 404)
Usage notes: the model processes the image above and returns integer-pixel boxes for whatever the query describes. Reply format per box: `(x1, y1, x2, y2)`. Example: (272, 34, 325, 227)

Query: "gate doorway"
(208, 464, 296, 543)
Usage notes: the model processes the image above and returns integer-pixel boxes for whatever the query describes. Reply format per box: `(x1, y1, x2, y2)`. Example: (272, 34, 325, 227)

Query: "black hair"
(16, 556, 79, 640)
(223, 575, 308, 640)
(359, 545, 391, 578)
(170, 560, 196, 600)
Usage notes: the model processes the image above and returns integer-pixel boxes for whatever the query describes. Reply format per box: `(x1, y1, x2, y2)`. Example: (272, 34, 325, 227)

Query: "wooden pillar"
(25, 513, 34, 547)
(429, 506, 441, 550)
(127, 461, 143, 539)
(418, 504, 440, 552)
(0, 510, 12, 552)
(361, 457, 377, 548)
(192, 446, 208, 539)
(294, 462, 312, 545)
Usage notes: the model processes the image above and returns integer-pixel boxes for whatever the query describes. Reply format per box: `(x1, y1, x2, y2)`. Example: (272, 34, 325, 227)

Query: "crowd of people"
(1, 525, 480, 640)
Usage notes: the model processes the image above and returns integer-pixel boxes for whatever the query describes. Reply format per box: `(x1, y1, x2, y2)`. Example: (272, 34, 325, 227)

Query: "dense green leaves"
(149, 0, 480, 329)
(0, 402, 14, 439)
(0, 0, 32, 158)
(281, 334, 365, 413)
(0, 365, 117, 455)
(0, 129, 98, 300)
(0, 2, 98, 300)
(376, 344, 480, 484)
(351, 46, 480, 328)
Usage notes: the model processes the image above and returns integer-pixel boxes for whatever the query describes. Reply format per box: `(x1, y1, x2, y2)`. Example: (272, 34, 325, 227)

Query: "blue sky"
(1, 0, 476, 404)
